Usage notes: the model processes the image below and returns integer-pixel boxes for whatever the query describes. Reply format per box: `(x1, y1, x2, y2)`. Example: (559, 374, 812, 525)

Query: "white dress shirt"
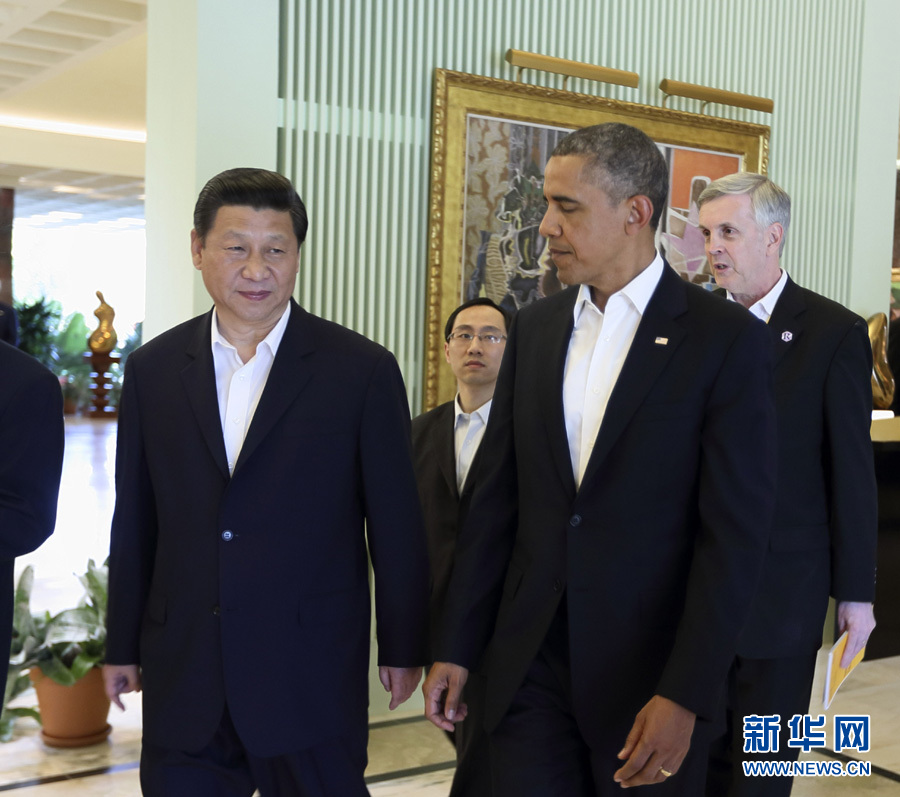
(454, 396, 493, 492)
(726, 269, 787, 323)
(563, 253, 665, 488)
(211, 304, 291, 474)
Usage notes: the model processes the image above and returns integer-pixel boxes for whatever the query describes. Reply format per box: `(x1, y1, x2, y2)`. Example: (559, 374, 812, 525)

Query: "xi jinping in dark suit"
(104, 169, 429, 796)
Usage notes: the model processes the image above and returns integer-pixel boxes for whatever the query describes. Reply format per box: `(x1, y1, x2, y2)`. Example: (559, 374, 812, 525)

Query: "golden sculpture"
(88, 291, 117, 354)
(868, 312, 894, 410)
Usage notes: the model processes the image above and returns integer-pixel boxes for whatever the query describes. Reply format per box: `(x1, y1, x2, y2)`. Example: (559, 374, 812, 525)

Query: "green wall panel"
(278, 0, 896, 412)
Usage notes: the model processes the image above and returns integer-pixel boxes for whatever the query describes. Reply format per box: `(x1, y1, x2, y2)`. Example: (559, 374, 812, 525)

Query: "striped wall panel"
(278, 0, 868, 413)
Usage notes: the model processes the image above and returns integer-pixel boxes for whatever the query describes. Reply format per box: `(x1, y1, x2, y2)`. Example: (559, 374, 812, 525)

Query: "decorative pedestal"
(85, 351, 120, 419)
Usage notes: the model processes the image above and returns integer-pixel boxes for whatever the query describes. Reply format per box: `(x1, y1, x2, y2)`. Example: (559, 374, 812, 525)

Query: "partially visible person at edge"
(0, 339, 64, 660)
(698, 172, 877, 797)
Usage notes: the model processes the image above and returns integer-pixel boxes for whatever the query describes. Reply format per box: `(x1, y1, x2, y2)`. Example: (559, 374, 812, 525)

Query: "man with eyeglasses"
(412, 297, 510, 797)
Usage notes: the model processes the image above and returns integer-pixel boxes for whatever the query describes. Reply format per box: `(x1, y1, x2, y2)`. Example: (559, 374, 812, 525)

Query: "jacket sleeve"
(106, 355, 159, 665)
(0, 363, 64, 560)
(825, 318, 878, 602)
(361, 350, 430, 667)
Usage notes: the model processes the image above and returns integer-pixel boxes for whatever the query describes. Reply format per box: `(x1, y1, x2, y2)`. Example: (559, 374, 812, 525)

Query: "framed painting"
(424, 68, 770, 409)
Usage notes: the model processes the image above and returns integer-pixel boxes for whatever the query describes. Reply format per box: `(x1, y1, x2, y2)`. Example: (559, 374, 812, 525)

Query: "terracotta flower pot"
(29, 667, 112, 748)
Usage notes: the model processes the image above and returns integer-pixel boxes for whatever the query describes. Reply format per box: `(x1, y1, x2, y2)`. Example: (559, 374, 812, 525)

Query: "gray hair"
(697, 173, 791, 255)
(551, 123, 669, 229)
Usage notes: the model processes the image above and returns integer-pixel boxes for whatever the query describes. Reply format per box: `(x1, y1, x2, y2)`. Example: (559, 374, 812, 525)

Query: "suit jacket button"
(212, 605, 221, 616)
(569, 515, 582, 527)
(553, 579, 562, 592)
(221, 530, 234, 541)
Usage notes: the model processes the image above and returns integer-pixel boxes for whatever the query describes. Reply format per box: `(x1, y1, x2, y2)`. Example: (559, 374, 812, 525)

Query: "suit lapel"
(233, 300, 315, 473)
(180, 310, 230, 479)
(541, 288, 579, 496)
(766, 277, 804, 367)
(580, 266, 687, 488)
(435, 403, 460, 501)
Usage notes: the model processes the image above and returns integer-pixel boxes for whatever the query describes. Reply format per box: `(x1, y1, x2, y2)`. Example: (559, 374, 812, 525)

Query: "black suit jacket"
(0, 341, 63, 652)
(735, 277, 877, 657)
(412, 401, 484, 655)
(0, 303, 17, 347)
(106, 300, 429, 756)
(439, 265, 778, 751)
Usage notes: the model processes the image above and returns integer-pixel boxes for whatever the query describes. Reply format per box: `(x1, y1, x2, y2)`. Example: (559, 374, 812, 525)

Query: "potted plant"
(1, 567, 42, 741)
(3, 560, 111, 747)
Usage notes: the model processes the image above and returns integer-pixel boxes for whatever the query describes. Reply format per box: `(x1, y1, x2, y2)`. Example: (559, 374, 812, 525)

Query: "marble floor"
(6, 419, 900, 794)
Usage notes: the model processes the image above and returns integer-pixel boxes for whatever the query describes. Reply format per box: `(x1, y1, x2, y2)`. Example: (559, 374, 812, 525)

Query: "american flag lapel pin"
(654, 336, 669, 346)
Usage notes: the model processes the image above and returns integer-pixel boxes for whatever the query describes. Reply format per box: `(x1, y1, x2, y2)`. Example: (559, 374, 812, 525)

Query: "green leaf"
(77, 559, 108, 625)
(8, 673, 31, 704)
(0, 705, 41, 741)
(12, 567, 37, 642)
(2, 668, 20, 710)
(43, 607, 104, 648)
(68, 653, 101, 683)
(10, 635, 43, 670)
(38, 653, 77, 687)
(5, 707, 40, 723)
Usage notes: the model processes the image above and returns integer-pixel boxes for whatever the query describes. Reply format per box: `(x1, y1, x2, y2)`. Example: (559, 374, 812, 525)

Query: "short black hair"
(444, 298, 511, 341)
(193, 167, 309, 246)
(552, 123, 669, 229)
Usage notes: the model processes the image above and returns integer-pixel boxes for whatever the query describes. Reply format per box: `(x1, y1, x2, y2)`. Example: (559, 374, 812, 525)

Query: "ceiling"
(0, 163, 144, 222)
(0, 1, 897, 221)
(0, 0, 146, 223)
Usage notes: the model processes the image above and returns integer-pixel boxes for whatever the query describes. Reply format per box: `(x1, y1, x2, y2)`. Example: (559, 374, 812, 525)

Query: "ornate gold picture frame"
(424, 68, 770, 410)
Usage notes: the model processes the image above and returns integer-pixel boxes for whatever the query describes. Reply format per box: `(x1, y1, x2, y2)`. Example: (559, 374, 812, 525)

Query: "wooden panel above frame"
(424, 68, 770, 411)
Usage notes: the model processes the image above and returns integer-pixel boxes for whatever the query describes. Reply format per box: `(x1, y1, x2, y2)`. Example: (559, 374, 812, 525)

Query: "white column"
(144, 0, 279, 341)
(848, 0, 900, 318)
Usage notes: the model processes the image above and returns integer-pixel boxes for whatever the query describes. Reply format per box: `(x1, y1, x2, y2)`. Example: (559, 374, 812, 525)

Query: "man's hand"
(102, 663, 141, 711)
(837, 601, 876, 667)
(422, 662, 469, 732)
(613, 695, 695, 788)
(378, 666, 422, 710)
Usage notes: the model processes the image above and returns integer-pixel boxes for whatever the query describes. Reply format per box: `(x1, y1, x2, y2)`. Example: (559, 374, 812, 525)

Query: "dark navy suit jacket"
(0, 341, 63, 652)
(412, 400, 484, 656)
(106, 300, 429, 756)
(735, 277, 877, 658)
(439, 265, 778, 752)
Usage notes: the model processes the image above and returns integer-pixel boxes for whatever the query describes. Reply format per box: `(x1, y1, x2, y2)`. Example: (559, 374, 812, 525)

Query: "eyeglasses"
(446, 332, 507, 346)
